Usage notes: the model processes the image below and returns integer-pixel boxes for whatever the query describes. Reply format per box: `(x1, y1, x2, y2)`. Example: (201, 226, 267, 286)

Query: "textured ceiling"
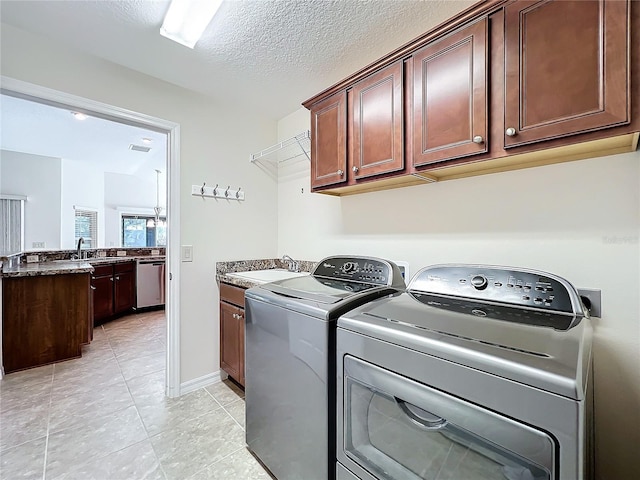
(0, 0, 476, 120)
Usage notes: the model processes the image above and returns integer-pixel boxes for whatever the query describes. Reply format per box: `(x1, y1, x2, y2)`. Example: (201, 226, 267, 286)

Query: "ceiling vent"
(129, 144, 151, 153)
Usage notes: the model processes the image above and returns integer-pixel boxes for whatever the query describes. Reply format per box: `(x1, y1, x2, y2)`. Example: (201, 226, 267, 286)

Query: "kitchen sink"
(226, 269, 309, 284)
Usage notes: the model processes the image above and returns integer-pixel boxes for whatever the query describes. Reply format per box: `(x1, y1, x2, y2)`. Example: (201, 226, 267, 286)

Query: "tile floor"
(0, 310, 271, 480)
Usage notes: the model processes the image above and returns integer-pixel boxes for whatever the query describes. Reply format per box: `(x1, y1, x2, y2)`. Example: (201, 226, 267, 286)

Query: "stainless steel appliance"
(336, 264, 593, 480)
(244, 256, 406, 480)
(136, 259, 165, 308)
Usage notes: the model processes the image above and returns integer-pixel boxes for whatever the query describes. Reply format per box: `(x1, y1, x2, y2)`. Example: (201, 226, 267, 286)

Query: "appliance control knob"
(472, 135, 484, 144)
(505, 127, 517, 137)
(471, 275, 488, 290)
(352, 166, 359, 173)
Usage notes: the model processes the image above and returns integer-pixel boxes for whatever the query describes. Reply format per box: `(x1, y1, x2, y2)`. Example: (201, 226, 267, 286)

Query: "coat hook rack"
(191, 183, 245, 201)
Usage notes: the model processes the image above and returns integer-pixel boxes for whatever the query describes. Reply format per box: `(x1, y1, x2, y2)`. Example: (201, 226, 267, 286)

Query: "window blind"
(74, 209, 97, 248)
(0, 198, 23, 255)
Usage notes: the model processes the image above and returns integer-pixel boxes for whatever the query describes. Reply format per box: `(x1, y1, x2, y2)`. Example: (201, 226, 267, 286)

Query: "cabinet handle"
(110, 277, 114, 282)
(352, 166, 359, 173)
(115, 276, 120, 280)
(505, 127, 517, 137)
(337, 169, 344, 176)
(472, 135, 484, 144)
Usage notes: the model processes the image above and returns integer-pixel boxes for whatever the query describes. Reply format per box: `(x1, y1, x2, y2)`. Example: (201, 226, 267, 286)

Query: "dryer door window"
(342, 355, 555, 480)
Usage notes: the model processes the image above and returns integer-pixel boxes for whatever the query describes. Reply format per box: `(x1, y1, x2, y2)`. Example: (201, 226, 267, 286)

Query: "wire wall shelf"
(250, 130, 311, 164)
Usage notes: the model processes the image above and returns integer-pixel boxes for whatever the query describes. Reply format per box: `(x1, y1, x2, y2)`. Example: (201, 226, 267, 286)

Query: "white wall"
(60, 158, 105, 249)
(1, 23, 279, 383)
(277, 108, 640, 480)
(0, 149, 62, 250)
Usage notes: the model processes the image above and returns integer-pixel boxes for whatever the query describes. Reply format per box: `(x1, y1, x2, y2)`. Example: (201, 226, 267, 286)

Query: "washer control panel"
(313, 256, 396, 286)
(408, 265, 582, 315)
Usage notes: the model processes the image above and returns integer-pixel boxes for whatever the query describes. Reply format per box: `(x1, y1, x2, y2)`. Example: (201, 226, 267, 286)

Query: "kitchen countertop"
(1, 256, 166, 278)
(216, 258, 316, 289)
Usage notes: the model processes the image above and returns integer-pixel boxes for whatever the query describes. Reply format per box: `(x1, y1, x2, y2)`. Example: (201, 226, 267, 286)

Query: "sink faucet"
(76, 237, 84, 259)
(282, 254, 299, 273)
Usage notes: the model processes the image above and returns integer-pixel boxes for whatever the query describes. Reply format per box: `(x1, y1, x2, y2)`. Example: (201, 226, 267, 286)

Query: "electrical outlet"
(26, 255, 39, 263)
(97, 251, 107, 258)
(32, 241, 45, 248)
(151, 249, 160, 256)
(116, 250, 127, 257)
(181, 245, 193, 262)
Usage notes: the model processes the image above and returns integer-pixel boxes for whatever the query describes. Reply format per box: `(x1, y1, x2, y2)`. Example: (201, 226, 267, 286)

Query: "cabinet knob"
(115, 276, 120, 281)
(352, 166, 359, 173)
(472, 135, 484, 144)
(337, 169, 344, 176)
(505, 127, 517, 137)
(90, 285, 96, 290)
(110, 277, 114, 282)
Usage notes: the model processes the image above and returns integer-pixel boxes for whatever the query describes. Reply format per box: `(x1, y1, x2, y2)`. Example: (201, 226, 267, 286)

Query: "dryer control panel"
(313, 256, 402, 287)
(408, 264, 584, 316)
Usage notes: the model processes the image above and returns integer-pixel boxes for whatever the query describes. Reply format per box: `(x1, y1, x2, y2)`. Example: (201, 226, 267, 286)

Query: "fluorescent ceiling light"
(160, 0, 224, 48)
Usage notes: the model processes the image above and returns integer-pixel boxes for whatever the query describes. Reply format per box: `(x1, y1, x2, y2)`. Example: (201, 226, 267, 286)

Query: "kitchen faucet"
(76, 237, 84, 259)
(282, 254, 299, 272)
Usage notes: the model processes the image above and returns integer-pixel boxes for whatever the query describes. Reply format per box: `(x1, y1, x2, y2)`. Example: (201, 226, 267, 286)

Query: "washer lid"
(261, 275, 379, 304)
(338, 292, 592, 400)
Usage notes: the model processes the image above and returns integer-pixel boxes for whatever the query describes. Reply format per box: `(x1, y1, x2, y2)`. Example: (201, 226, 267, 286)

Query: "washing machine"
(336, 264, 593, 480)
(245, 255, 406, 480)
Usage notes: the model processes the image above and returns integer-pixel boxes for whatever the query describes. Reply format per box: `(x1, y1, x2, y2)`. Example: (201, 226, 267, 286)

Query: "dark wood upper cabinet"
(351, 61, 404, 179)
(310, 91, 347, 189)
(412, 18, 488, 167)
(504, 0, 630, 147)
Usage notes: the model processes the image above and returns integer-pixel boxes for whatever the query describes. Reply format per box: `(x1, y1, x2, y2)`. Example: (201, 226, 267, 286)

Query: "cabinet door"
(504, 0, 629, 147)
(310, 91, 347, 188)
(92, 274, 114, 323)
(114, 270, 136, 314)
(412, 18, 488, 167)
(220, 301, 243, 383)
(351, 61, 404, 179)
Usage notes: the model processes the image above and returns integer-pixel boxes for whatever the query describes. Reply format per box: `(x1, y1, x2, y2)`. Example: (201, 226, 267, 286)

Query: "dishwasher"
(136, 259, 165, 309)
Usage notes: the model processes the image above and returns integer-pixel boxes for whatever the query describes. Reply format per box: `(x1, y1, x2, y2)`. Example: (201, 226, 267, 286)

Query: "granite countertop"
(216, 258, 316, 289)
(2, 256, 166, 278)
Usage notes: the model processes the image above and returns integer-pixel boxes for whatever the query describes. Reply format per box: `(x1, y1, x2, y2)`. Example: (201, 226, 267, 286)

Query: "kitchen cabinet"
(2, 272, 91, 373)
(412, 18, 488, 166)
(310, 91, 347, 189)
(91, 261, 136, 325)
(351, 60, 404, 178)
(303, 0, 637, 196)
(219, 282, 245, 387)
(503, 0, 629, 147)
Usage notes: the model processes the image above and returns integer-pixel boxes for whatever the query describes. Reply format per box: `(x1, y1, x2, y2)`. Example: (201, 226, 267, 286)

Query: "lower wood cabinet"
(219, 282, 246, 387)
(2, 272, 92, 373)
(92, 261, 136, 325)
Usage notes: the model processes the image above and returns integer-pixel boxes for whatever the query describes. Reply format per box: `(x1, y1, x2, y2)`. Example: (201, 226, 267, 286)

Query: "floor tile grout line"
(41, 365, 55, 480)
(186, 445, 247, 479)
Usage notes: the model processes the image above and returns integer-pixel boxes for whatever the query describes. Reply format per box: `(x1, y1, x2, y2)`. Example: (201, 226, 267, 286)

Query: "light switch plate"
(181, 245, 193, 262)
(26, 255, 39, 263)
(116, 250, 127, 257)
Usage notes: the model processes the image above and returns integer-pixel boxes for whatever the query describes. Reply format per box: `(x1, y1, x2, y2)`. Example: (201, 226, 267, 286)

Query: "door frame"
(0, 76, 182, 397)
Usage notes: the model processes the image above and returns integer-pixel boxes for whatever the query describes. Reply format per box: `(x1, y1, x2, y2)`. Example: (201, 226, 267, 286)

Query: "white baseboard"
(179, 370, 225, 395)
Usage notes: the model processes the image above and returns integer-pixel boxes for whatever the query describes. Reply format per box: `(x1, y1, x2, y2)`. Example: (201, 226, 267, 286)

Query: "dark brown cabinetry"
(310, 91, 347, 189)
(219, 282, 245, 386)
(504, 0, 629, 147)
(304, 0, 637, 196)
(91, 261, 136, 325)
(2, 273, 91, 373)
(351, 61, 404, 178)
(412, 18, 488, 166)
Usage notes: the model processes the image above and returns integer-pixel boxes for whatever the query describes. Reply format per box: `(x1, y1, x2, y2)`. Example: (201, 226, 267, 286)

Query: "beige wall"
(1, 23, 279, 383)
(278, 108, 640, 480)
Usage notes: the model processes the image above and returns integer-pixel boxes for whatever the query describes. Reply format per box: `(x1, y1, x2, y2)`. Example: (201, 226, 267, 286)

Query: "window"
(122, 215, 166, 247)
(0, 197, 24, 255)
(74, 209, 97, 249)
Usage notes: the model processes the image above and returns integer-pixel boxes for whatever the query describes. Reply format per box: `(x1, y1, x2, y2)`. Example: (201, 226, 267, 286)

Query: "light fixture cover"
(71, 112, 87, 120)
(160, 0, 224, 48)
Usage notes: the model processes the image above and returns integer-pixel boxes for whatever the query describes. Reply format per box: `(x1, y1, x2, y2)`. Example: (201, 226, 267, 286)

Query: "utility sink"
(226, 269, 309, 284)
